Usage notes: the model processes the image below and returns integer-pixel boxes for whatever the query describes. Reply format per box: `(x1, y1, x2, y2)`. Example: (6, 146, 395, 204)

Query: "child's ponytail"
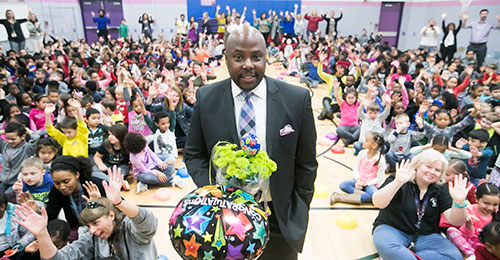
(371, 132, 385, 166)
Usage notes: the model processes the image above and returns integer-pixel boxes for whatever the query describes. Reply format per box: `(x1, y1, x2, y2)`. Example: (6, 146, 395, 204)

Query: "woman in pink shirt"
(447, 183, 500, 257)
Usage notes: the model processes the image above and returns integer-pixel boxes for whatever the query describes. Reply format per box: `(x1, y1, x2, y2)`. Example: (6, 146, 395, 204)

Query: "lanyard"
(69, 185, 83, 217)
(408, 185, 430, 252)
(414, 188, 429, 230)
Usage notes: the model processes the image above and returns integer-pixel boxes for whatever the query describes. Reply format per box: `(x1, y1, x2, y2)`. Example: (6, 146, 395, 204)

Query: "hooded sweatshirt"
(0, 133, 39, 186)
(43, 207, 158, 260)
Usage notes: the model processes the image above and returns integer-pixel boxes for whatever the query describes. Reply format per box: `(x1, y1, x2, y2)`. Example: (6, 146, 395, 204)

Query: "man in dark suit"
(184, 24, 317, 259)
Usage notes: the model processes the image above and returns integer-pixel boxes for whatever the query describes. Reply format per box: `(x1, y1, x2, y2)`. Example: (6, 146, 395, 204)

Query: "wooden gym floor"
(120, 61, 381, 260)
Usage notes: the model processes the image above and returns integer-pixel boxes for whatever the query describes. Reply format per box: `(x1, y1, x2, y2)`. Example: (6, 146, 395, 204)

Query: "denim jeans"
(137, 165, 175, 186)
(91, 163, 130, 182)
(336, 126, 360, 145)
(299, 75, 320, 88)
(470, 177, 481, 187)
(9, 41, 25, 53)
(373, 224, 462, 260)
(385, 152, 413, 169)
(339, 179, 378, 203)
(353, 141, 363, 155)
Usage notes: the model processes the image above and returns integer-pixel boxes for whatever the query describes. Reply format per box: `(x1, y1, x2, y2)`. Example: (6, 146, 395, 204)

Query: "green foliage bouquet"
(211, 134, 277, 195)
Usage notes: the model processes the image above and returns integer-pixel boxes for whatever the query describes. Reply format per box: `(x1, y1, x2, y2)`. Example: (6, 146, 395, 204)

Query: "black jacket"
(440, 19, 462, 51)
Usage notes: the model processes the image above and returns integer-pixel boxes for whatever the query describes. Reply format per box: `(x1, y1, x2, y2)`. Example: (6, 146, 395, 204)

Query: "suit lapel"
(221, 79, 239, 145)
(266, 77, 279, 158)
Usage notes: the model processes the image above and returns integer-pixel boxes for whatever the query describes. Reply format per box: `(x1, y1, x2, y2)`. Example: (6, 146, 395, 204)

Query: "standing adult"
(440, 13, 463, 63)
(419, 18, 441, 53)
(269, 11, 282, 46)
(0, 9, 29, 52)
(187, 16, 198, 42)
(91, 9, 110, 41)
(462, 9, 500, 68)
(292, 4, 307, 41)
(253, 10, 271, 42)
(215, 5, 229, 40)
(199, 12, 211, 35)
(175, 14, 188, 36)
(304, 9, 324, 38)
(26, 12, 42, 54)
(323, 8, 343, 39)
(138, 13, 153, 40)
(184, 24, 317, 260)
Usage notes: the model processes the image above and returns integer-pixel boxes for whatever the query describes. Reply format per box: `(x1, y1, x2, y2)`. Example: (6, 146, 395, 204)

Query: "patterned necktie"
(239, 91, 256, 137)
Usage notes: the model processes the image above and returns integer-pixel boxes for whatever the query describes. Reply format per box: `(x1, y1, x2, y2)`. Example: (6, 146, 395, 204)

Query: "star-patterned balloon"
(183, 235, 201, 258)
(170, 202, 184, 225)
(247, 242, 256, 254)
(169, 185, 270, 260)
(203, 250, 215, 260)
(183, 205, 212, 235)
(223, 209, 253, 242)
(226, 243, 244, 260)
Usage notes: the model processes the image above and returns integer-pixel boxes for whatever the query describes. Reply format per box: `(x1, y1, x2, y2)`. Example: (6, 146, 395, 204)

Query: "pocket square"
(280, 124, 295, 136)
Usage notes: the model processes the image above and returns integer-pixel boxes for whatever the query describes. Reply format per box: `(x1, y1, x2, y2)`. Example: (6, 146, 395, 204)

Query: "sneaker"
(171, 175, 185, 188)
(317, 111, 327, 120)
(136, 181, 148, 193)
(122, 179, 130, 191)
(341, 138, 349, 147)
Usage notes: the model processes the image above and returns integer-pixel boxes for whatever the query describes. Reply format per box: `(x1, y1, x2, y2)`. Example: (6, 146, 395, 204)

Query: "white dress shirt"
(231, 78, 272, 201)
(231, 78, 267, 152)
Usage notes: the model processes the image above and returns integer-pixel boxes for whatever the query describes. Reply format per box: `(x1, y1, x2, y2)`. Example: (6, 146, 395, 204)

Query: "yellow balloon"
(313, 184, 329, 198)
(336, 213, 357, 229)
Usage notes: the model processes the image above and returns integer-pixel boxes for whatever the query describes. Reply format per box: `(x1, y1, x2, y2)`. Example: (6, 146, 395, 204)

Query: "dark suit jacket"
(441, 19, 462, 52)
(184, 76, 318, 252)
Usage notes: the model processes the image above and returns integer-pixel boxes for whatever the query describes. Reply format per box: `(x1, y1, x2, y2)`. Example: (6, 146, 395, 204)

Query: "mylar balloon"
(240, 133, 261, 157)
(169, 185, 270, 260)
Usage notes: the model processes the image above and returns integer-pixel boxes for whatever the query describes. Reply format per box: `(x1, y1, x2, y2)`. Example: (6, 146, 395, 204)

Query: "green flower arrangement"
(212, 141, 277, 184)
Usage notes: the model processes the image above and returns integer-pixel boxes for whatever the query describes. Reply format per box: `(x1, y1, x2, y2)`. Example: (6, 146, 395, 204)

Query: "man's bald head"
(226, 24, 266, 53)
(225, 23, 267, 91)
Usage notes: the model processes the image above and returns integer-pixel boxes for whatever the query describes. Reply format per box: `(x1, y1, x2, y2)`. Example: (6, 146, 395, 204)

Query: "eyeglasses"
(86, 201, 105, 209)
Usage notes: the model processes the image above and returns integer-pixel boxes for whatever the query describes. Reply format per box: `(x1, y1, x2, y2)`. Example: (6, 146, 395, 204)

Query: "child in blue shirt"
(13, 157, 53, 204)
(300, 57, 324, 88)
(456, 129, 494, 186)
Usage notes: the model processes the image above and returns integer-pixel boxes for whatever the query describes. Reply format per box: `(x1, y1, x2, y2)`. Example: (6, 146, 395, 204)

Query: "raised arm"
(104, 166, 139, 218)
(292, 4, 298, 18)
(372, 160, 412, 209)
(215, 5, 221, 20)
(442, 174, 471, 226)
(462, 13, 469, 28)
(441, 13, 447, 32)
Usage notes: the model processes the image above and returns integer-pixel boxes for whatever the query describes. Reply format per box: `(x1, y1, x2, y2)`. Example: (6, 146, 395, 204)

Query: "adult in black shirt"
(372, 149, 470, 260)
(139, 13, 153, 40)
(0, 9, 28, 52)
(323, 9, 343, 39)
(46, 156, 106, 241)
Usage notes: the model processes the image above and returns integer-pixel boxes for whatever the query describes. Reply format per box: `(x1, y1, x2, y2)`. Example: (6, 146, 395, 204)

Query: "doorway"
(80, 0, 124, 43)
(378, 2, 404, 48)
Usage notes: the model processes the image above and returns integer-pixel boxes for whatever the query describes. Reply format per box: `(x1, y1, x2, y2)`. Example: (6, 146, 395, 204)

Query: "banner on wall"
(201, 0, 215, 6)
